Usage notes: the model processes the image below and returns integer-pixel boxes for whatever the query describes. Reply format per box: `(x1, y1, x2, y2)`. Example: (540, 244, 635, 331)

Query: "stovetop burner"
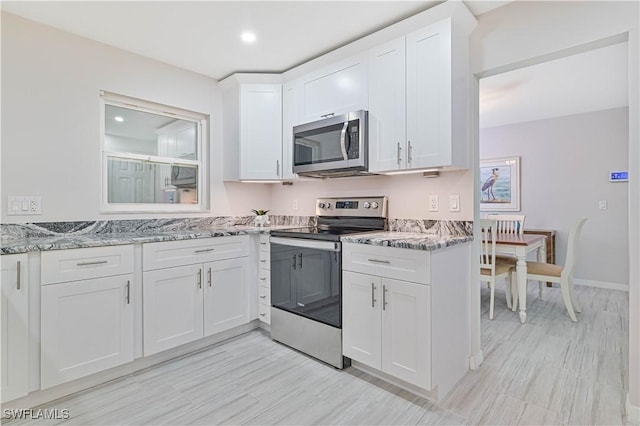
(270, 196, 388, 242)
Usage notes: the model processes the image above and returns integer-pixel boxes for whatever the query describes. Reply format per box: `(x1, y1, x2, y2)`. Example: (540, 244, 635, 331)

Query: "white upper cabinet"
(281, 80, 299, 180)
(222, 75, 283, 181)
(369, 14, 475, 173)
(406, 19, 454, 170)
(299, 54, 368, 123)
(368, 37, 407, 172)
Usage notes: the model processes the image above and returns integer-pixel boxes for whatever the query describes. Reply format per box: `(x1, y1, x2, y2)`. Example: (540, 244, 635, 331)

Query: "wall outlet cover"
(428, 195, 439, 212)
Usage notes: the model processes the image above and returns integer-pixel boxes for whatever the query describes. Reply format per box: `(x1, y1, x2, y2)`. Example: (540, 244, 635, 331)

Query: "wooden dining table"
(494, 233, 547, 323)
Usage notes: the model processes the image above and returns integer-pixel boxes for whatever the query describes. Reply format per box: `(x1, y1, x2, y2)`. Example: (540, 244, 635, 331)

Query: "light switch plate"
(428, 195, 439, 212)
(449, 195, 460, 212)
(598, 200, 608, 210)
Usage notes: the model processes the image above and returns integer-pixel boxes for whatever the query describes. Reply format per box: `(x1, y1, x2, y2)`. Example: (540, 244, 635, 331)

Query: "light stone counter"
(341, 231, 473, 251)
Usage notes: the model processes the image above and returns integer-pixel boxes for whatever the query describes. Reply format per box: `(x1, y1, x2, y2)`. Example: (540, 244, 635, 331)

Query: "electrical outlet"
(29, 197, 42, 214)
(449, 195, 460, 212)
(598, 200, 608, 210)
(428, 195, 439, 212)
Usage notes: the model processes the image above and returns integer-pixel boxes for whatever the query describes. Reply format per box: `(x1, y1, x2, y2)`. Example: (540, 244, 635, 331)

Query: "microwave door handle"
(340, 122, 349, 161)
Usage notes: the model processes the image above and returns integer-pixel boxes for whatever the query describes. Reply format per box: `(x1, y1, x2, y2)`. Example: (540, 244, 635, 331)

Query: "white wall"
(270, 171, 472, 220)
(0, 12, 270, 222)
(470, 0, 639, 412)
(480, 108, 629, 286)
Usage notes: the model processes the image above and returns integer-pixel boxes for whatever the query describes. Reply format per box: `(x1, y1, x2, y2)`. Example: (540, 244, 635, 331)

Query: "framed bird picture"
(479, 157, 521, 211)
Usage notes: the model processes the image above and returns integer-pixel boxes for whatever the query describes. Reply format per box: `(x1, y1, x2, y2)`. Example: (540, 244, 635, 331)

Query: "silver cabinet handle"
(260, 313, 266, 317)
(16, 260, 21, 290)
(298, 253, 302, 269)
(371, 282, 377, 308)
(260, 295, 266, 299)
(292, 254, 297, 269)
(408, 141, 413, 164)
(260, 242, 267, 246)
(197, 269, 202, 288)
(397, 142, 402, 165)
(260, 277, 267, 281)
(260, 259, 267, 264)
(276, 160, 280, 177)
(383, 285, 388, 311)
(194, 248, 214, 254)
(208, 267, 212, 287)
(126, 280, 131, 304)
(368, 258, 391, 264)
(320, 112, 335, 118)
(77, 260, 108, 266)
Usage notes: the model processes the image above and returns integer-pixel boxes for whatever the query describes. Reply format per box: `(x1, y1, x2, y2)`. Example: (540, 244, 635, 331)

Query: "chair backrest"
(563, 217, 588, 278)
(478, 219, 497, 274)
(486, 214, 525, 235)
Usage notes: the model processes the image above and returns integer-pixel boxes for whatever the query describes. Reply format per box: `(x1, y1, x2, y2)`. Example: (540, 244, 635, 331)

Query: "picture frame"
(479, 156, 520, 211)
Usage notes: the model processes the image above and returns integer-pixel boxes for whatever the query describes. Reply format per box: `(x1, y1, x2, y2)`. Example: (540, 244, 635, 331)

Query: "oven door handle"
(270, 237, 340, 252)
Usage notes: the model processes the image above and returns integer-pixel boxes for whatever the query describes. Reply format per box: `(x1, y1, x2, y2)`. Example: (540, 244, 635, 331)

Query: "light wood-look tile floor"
(9, 282, 629, 425)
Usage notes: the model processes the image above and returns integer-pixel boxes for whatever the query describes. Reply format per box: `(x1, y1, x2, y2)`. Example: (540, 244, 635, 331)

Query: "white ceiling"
(4, 0, 624, 128)
(1, 1, 510, 81)
(480, 41, 629, 128)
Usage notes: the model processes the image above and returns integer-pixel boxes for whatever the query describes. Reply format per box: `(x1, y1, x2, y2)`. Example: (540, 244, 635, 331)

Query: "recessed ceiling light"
(241, 32, 256, 43)
(114, 116, 124, 122)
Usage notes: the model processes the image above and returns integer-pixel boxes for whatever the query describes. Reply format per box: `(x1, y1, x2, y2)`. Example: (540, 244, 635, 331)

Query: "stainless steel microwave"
(292, 110, 370, 178)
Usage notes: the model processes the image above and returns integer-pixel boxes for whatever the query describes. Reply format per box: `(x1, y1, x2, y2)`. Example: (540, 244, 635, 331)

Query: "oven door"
(270, 237, 341, 328)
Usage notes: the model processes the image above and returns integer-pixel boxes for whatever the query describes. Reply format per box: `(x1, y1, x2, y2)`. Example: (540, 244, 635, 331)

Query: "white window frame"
(100, 91, 208, 213)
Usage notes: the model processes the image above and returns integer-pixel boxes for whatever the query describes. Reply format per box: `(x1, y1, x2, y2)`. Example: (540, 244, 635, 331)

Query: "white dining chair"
(486, 214, 525, 235)
(524, 217, 588, 322)
(479, 219, 516, 319)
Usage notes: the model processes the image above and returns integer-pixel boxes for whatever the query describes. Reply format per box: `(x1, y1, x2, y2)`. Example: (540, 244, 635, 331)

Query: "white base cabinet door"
(381, 278, 431, 390)
(143, 265, 204, 356)
(41, 274, 134, 389)
(342, 270, 432, 391)
(342, 271, 381, 369)
(204, 257, 249, 336)
(1, 254, 29, 402)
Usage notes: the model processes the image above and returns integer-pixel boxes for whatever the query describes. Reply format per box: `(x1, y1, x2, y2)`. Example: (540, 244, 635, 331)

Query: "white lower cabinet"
(1, 254, 29, 402)
(204, 257, 249, 336)
(40, 245, 135, 389)
(343, 242, 469, 398)
(143, 264, 204, 355)
(343, 271, 431, 390)
(142, 237, 250, 356)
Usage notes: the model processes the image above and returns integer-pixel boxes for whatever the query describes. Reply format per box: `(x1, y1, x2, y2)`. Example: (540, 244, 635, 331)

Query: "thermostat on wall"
(609, 171, 629, 182)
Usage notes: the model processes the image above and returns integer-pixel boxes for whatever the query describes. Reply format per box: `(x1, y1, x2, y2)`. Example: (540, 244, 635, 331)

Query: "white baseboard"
(573, 278, 628, 292)
(628, 393, 640, 425)
(469, 350, 484, 370)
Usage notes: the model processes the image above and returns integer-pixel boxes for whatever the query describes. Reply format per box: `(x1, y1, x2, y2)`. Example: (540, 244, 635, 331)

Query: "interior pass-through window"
(100, 91, 208, 212)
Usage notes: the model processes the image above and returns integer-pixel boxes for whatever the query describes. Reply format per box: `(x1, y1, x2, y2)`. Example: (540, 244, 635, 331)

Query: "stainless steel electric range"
(269, 196, 388, 368)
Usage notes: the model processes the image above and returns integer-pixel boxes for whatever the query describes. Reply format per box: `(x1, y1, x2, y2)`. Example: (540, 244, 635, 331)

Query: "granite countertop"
(0, 225, 297, 255)
(341, 231, 473, 251)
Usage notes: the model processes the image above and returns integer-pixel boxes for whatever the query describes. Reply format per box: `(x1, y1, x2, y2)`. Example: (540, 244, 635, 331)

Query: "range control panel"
(316, 196, 388, 218)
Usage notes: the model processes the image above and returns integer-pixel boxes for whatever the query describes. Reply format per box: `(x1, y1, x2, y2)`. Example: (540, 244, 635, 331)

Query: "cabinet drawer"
(342, 243, 430, 284)
(41, 245, 134, 285)
(259, 285, 271, 306)
(258, 234, 270, 252)
(258, 268, 270, 287)
(258, 304, 271, 324)
(258, 249, 270, 269)
(143, 236, 248, 271)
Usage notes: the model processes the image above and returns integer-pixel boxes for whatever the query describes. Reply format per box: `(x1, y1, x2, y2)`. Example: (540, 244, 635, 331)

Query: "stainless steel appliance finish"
(270, 307, 345, 368)
(292, 110, 371, 178)
(270, 196, 388, 369)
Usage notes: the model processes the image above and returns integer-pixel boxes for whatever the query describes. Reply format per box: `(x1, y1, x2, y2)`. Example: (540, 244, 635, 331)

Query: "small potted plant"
(251, 209, 270, 227)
